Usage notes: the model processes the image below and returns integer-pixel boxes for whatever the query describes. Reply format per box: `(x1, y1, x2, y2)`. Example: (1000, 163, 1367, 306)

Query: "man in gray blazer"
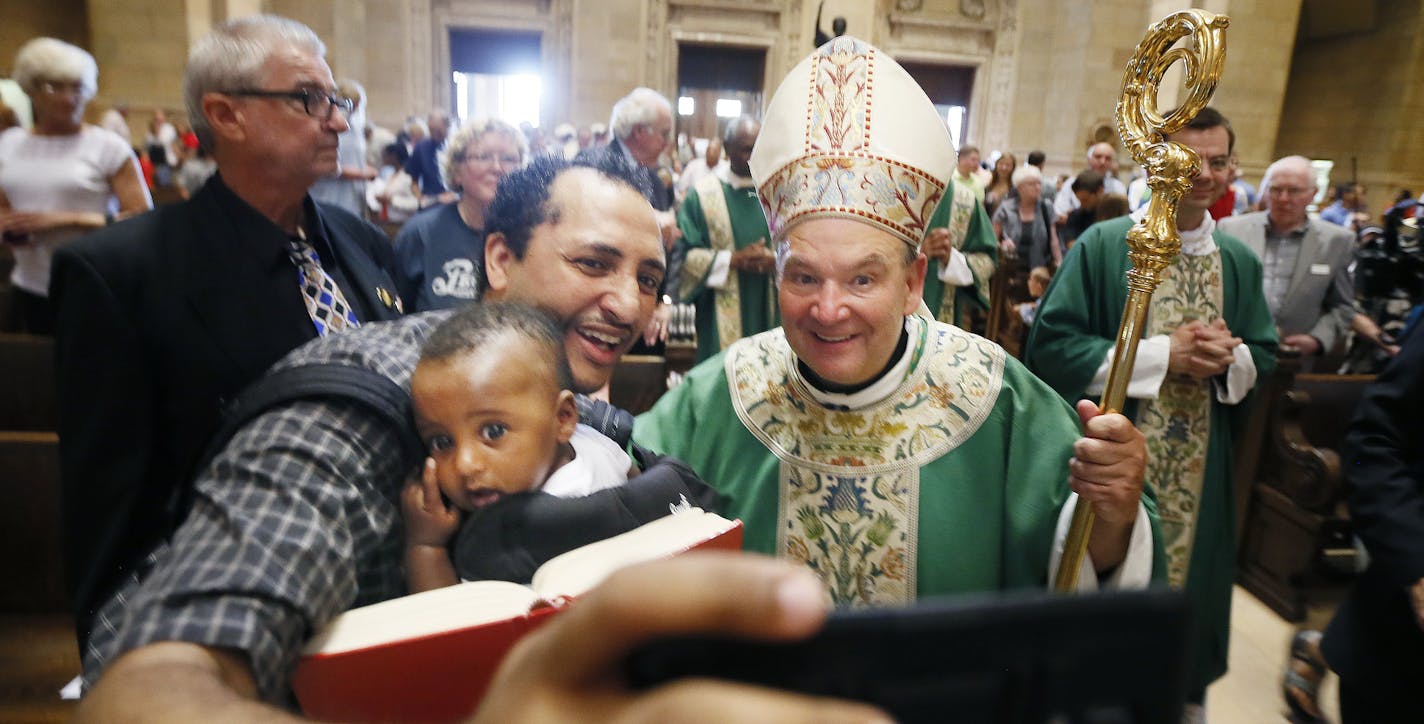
(1219, 155, 1356, 357)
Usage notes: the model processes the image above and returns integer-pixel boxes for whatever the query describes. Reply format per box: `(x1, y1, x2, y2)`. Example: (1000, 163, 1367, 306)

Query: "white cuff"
(1048, 495, 1154, 592)
(1085, 335, 1171, 400)
(705, 250, 732, 290)
(937, 248, 975, 286)
(1213, 343, 1256, 405)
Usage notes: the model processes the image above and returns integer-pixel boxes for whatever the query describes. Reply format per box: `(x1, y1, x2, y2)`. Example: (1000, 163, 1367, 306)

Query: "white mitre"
(748, 36, 956, 249)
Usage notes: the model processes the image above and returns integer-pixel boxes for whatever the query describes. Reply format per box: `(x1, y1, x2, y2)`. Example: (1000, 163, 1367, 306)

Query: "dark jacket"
(50, 174, 404, 644)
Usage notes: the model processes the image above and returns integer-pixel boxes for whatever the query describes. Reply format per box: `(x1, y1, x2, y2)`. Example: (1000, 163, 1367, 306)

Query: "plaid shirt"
(83, 311, 452, 702)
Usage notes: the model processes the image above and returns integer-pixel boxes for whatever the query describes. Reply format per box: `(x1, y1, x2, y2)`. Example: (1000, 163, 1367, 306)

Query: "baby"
(402, 302, 643, 593)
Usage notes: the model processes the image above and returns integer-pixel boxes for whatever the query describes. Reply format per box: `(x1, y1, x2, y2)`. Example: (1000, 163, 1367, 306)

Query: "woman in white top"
(0, 37, 151, 333)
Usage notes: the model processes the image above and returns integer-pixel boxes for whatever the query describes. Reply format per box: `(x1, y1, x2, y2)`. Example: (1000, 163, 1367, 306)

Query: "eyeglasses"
(37, 80, 86, 97)
(1267, 186, 1314, 198)
(227, 87, 354, 121)
(1201, 155, 1232, 172)
(466, 151, 522, 168)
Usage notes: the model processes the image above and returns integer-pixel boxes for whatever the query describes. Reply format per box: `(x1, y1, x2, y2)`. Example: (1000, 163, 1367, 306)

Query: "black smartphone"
(626, 588, 1192, 724)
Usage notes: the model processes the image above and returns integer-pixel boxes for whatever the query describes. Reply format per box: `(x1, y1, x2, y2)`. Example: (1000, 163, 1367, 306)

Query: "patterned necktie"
(287, 229, 360, 337)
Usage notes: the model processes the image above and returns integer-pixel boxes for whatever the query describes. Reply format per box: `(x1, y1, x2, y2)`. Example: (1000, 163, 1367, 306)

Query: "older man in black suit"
(50, 14, 404, 648)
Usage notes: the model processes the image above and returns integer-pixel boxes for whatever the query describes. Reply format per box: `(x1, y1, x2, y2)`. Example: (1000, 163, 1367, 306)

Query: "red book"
(292, 509, 743, 722)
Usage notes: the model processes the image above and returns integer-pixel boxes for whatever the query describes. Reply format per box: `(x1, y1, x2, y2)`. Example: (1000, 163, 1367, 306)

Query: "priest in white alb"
(634, 36, 1162, 605)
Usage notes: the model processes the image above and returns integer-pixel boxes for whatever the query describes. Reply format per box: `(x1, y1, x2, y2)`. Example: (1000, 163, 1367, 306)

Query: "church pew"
(0, 613, 81, 724)
(609, 354, 667, 416)
(0, 431, 67, 614)
(1235, 365, 1375, 621)
(0, 333, 56, 431)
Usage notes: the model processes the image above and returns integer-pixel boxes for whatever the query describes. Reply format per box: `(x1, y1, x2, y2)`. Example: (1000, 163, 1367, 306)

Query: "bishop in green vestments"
(678, 117, 778, 362)
(1024, 108, 1277, 698)
(636, 36, 1161, 609)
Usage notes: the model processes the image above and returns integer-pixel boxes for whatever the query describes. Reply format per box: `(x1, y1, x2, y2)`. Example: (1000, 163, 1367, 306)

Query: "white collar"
(1129, 206, 1218, 256)
(801, 317, 918, 410)
(717, 163, 756, 189)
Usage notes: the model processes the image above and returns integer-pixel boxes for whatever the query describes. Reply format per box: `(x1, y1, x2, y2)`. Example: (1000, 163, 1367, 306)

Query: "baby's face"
(411, 336, 575, 512)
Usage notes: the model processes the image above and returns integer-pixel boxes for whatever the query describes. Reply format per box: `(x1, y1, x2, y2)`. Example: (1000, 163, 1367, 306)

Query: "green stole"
(935, 180, 993, 325)
(1139, 251, 1223, 588)
(687, 173, 748, 349)
(724, 316, 1005, 606)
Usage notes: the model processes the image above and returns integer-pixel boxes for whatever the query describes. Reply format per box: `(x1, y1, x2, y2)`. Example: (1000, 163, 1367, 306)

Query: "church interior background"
(5, 0, 1423, 200)
(5, 0, 1424, 721)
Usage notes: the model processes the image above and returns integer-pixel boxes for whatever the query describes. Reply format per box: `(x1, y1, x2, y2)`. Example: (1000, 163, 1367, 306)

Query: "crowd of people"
(2, 15, 1420, 723)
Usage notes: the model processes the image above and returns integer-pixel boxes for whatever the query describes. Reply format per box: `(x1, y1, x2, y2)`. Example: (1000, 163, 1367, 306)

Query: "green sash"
(690, 173, 747, 350)
(1137, 251, 1223, 588)
(935, 181, 991, 325)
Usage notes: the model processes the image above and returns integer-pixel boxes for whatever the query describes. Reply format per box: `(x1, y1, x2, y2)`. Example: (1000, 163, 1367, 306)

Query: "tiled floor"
(1208, 586, 1340, 723)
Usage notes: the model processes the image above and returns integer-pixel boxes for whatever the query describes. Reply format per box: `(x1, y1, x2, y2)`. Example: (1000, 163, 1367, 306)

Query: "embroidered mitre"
(749, 36, 955, 249)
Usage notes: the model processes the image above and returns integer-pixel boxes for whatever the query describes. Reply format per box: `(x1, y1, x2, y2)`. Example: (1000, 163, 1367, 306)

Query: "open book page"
(302, 580, 539, 656)
(531, 508, 740, 599)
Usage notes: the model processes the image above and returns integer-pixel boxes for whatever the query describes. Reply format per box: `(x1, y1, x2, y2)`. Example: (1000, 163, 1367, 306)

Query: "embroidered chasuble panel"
(1139, 252, 1224, 589)
(935, 182, 981, 325)
(726, 320, 1005, 606)
(693, 173, 747, 350)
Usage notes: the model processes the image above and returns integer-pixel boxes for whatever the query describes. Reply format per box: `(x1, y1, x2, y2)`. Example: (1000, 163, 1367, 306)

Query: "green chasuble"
(920, 181, 998, 329)
(1023, 216, 1277, 692)
(635, 314, 1161, 605)
(677, 173, 778, 362)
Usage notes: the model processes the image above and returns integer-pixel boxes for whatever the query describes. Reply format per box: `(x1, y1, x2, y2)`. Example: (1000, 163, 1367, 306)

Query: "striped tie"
(287, 231, 360, 337)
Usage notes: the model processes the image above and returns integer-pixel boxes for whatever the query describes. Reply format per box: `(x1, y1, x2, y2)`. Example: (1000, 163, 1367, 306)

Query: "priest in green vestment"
(920, 185, 998, 329)
(635, 36, 1162, 610)
(1024, 107, 1278, 703)
(678, 116, 778, 362)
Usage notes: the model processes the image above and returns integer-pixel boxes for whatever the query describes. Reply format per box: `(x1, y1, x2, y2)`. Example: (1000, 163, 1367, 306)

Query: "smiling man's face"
(483, 168, 665, 393)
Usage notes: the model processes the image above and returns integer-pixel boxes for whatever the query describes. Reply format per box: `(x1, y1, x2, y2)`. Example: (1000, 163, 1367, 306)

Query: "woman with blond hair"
(391, 118, 526, 311)
(0, 37, 151, 332)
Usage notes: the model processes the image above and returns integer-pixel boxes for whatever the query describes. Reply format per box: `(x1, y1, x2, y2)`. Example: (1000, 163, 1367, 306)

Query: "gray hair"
(438, 117, 528, 193)
(13, 37, 98, 99)
(1011, 164, 1043, 188)
(183, 14, 326, 151)
(1086, 142, 1115, 161)
(609, 87, 671, 141)
(1260, 154, 1311, 193)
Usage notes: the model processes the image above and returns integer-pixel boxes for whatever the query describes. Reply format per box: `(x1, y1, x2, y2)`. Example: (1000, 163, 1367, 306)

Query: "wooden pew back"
(0, 333, 56, 431)
(0, 431, 67, 613)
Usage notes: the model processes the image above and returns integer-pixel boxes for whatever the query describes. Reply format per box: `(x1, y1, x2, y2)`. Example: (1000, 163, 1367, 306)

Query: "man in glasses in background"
(50, 14, 404, 651)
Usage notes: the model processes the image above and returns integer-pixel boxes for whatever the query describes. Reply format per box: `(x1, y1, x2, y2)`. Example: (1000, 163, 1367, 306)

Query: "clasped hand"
(921, 228, 953, 262)
(1168, 318, 1240, 379)
(730, 238, 776, 274)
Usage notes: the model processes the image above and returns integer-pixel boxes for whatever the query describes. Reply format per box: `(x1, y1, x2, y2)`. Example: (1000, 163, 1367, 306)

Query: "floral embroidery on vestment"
(1138, 250, 1223, 588)
(725, 319, 1005, 605)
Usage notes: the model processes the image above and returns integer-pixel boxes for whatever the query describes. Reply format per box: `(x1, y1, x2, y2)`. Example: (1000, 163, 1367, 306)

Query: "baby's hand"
(401, 457, 461, 548)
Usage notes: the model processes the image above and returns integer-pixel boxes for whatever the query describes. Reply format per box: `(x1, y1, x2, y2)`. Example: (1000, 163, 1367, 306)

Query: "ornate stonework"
(875, 0, 1018, 151)
(647, 0, 802, 100)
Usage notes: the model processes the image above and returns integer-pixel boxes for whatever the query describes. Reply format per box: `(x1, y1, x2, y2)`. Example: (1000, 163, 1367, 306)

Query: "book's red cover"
(292, 520, 743, 722)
